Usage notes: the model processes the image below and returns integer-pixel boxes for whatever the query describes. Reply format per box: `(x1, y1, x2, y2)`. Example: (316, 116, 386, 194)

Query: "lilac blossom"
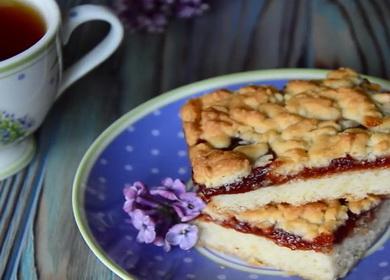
(111, 0, 209, 33)
(172, 192, 205, 222)
(150, 177, 186, 200)
(151, 178, 205, 221)
(123, 181, 147, 212)
(123, 181, 161, 213)
(165, 223, 198, 250)
(130, 209, 157, 243)
(122, 177, 205, 251)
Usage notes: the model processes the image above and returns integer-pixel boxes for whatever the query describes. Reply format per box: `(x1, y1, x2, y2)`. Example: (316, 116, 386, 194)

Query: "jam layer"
(198, 155, 390, 200)
(200, 207, 376, 253)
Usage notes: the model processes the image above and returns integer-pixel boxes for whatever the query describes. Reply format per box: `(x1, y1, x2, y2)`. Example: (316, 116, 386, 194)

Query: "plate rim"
(71, 68, 390, 280)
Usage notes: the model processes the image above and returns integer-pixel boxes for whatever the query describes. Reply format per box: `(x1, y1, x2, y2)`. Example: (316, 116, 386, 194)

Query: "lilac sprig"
(123, 178, 205, 251)
(112, 0, 209, 33)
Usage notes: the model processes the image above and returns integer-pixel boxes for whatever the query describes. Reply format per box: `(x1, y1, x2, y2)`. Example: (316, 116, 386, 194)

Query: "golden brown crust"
(204, 195, 382, 241)
(189, 143, 251, 187)
(346, 195, 382, 214)
(180, 68, 390, 187)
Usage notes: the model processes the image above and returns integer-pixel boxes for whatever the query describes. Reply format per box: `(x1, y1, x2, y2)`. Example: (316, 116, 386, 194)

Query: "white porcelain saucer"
(0, 136, 36, 181)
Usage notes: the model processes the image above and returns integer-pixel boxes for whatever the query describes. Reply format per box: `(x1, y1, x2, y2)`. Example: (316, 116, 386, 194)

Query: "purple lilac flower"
(123, 181, 161, 213)
(165, 223, 198, 250)
(112, 0, 209, 33)
(151, 178, 205, 221)
(123, 178, 204, 251)
(130, 209, 157, 243)
(176, 0, 208, 18)
(123, 181, 147, 212)
(172, 192, 205, 222)
(150, 178, 186, 200)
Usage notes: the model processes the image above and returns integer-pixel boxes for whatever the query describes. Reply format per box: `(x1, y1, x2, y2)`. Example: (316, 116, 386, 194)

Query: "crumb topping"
(181, 68, 390, 187)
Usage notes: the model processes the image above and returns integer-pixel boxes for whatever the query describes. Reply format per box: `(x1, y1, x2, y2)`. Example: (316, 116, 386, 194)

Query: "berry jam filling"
(198, 155, 390, 200)
(200, 206, 377, 252)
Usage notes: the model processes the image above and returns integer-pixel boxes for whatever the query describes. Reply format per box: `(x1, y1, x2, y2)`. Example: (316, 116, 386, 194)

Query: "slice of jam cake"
(180, 68, 390, 280)
(196, 197, 390, 280)
(181, 68, 390, 211)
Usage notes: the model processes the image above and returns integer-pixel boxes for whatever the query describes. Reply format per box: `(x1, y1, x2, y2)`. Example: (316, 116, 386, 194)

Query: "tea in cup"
(0, 0, 124, 180)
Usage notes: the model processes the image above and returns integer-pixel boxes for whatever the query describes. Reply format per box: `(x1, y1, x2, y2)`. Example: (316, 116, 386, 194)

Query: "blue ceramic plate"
(73, 69, 390, 280)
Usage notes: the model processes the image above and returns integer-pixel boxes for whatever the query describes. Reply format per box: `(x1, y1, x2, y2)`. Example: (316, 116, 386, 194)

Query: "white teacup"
(0, 0, 124, 180)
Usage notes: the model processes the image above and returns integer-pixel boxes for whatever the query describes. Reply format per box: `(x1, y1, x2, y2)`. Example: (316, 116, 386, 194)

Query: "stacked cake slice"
(180, 68, 390, 280)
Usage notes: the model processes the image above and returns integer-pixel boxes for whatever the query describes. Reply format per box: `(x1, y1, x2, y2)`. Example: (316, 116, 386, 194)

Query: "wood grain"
(1, 0, 389, 279)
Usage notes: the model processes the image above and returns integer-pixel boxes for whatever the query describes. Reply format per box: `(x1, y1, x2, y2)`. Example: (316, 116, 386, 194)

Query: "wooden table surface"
(1, 0, 390, 279)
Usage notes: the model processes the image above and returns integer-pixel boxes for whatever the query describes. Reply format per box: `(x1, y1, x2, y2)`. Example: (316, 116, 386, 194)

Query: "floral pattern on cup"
(0, 111, 34, 145)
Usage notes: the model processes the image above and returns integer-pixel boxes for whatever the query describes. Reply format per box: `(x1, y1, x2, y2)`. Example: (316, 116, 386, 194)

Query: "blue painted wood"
(17, 223, 38, 280)
(1, 0, 390, 279)
(3, 158, 46, 280)
(0, 158, 46, 278)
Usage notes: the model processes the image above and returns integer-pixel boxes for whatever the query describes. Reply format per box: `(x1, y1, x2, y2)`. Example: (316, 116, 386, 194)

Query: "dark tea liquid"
(0, 1, 46, 61)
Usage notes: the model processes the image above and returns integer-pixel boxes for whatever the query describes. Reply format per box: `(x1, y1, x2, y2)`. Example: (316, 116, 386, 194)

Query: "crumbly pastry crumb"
(181, 68, 390, 188)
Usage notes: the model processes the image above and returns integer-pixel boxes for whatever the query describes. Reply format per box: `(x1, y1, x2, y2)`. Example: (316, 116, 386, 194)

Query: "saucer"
(0, 136, 36, 180)
(72, 69, 390, 280)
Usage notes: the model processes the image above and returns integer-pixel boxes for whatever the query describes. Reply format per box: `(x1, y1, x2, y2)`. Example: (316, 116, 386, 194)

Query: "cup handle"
(57, 5, 124, 98)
